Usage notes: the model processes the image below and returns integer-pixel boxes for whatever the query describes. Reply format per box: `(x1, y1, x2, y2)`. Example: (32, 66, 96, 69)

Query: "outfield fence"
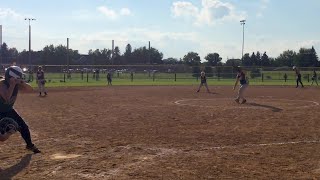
(1, 64, 319, 84)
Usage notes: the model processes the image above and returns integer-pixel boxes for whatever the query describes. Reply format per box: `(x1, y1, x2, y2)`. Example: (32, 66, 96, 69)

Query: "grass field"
(26, 71, 318, 87)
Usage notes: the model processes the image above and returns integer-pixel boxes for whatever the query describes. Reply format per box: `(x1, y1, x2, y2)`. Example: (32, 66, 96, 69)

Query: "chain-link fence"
(0, 65, 317, 84)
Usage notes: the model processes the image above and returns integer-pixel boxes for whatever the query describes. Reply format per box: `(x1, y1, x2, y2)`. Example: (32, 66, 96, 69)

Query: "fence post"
(131, 72, 133, 82)
(174, 73, 177, 81)
(87, 72, 89, 82)
(63, 73, 66, 82)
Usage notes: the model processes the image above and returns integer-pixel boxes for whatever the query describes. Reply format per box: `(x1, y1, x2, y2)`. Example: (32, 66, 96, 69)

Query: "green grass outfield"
(25, 71, 318, 87)
(28, 77, 311, 88)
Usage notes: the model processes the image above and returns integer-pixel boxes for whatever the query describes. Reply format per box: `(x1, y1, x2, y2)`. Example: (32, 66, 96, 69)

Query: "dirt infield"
(1, 85, 320, 179)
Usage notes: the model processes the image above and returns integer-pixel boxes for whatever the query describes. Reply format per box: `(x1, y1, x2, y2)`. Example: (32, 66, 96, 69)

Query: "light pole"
(24, 18, 36, 70)
(240, 20, 246, 65)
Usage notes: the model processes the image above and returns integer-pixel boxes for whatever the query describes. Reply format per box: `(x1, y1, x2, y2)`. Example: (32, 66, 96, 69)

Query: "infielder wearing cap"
(196, 71, 210, 93)
(233, 66, 248, 104)
(292, 66, 304, 88)
(36, 66, 47, 96)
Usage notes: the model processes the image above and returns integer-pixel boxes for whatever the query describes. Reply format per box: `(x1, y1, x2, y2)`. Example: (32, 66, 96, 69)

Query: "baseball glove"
(0, 117, 20, 135)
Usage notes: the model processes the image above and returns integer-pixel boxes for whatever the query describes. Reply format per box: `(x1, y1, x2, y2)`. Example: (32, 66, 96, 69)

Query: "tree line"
(0, 42, 319, 67)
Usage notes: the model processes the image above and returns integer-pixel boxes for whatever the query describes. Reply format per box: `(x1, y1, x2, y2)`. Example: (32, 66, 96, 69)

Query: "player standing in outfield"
(293, 66, 304, 88)
(36, 66, 47, 96)
(107, 72, 112, 85)
(0, 66, 41, 153)
(233, 66, 248, 104)
(196, 71, 210, 93)
(311, 69, 318, 86)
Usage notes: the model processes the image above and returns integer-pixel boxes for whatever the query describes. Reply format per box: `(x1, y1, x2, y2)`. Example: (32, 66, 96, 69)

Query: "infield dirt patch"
(0, 85, 320, 179)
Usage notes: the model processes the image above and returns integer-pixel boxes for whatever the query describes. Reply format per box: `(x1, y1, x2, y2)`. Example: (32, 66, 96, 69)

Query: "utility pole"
(25, 18, 36, 69)
(240, 20, 246, 65)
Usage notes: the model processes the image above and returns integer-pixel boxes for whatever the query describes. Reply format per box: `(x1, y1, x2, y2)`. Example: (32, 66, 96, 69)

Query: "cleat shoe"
(44, 92, 48, 96)
(196, 90, 200, 93)
(26, 144, 41, 154)
(234, 99, 240, 104)
(242, 99, 247, 104)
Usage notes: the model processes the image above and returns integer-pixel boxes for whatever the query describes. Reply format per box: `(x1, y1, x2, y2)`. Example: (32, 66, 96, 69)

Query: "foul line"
(208, 140, 320, 150)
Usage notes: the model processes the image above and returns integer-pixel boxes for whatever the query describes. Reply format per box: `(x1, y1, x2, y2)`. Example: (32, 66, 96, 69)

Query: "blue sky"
(0, 0, 319, 62)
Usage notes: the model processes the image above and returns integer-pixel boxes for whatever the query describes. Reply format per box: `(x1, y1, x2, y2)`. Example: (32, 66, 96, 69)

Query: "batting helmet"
(5, 66, 24, 81)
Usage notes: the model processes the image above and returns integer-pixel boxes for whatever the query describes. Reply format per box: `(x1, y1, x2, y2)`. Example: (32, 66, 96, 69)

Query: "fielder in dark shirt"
(293, 66, 304, 88)
(196, 71, 210, 93)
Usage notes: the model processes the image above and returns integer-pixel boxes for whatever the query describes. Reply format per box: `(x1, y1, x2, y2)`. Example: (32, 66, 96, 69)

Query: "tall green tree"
(41, 45, 56, 65)
(163, 57, 180, 64)
(131, 46, 148, 64)
(255, 51, 261, 66)
(225, 59, 241, 67)
(182, 52, 201, 66)
(149, 47, 163, 64)
(250, 52, 257, 66)
(123, 44, 132, 64)
(1, 43, 10, 64)
(261, 52, 270, 66)
(276, 50, 296, 67)
(295, 47, 319, 67)
(242, 53, 251, 66)
(204, 53, 222, 66)
(113, 46, 121, 64)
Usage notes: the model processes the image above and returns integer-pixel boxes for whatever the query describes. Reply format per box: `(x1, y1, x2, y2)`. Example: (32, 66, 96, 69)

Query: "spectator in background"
(96, 69, 100, 80)
(284, 73, 288, 82)
(28, 70, 33, 82)
(107, 72, 112, 85)
(311, 69, 318, 86)
(67, 70, 72, 79)
(36, 66, 47, 96)
(131, 72, 134, 82)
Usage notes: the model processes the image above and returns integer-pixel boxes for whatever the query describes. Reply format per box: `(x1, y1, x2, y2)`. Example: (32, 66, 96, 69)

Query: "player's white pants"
(237, 84, 248, 100)
(37, 81, 47, 93)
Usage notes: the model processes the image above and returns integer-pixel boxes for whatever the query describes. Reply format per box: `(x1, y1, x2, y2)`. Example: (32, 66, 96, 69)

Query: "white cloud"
(171, 0, 246, 26)
(120, 8, 131, 16)
(0, 8, 25, 20)
(171, 2, 199, 18)
(97, 6, 132, 20)
(97, 6, 117, 19)
(256, 0, 269, 18)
